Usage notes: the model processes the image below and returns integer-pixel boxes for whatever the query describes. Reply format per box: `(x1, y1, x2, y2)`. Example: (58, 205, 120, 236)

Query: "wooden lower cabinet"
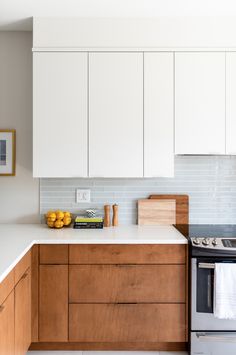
(69, 303, 186, 343)
(0, 291, 15, 355)
(39, 265, 68, 342)
(29, 243, 188, 351)
(15, 268, 31, 355)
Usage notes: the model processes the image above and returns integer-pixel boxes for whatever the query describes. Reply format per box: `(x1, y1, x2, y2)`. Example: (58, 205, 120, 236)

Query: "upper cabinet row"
(33, 51, 236, 178)
(33, 52, 173, 178)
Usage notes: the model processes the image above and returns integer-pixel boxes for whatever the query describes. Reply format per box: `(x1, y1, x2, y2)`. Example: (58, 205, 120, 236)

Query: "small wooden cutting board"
(138, 199, 176, 225)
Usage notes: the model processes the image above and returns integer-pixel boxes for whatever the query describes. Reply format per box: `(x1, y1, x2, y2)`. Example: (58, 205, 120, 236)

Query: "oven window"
(197, 265, 214, 313)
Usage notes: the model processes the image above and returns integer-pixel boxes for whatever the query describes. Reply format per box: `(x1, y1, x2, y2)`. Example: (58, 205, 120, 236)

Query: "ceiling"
(1, 0, 236, 30)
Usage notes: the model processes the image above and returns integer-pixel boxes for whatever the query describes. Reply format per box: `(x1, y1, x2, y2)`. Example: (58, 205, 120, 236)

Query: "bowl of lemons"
(46, 210, 72, 229)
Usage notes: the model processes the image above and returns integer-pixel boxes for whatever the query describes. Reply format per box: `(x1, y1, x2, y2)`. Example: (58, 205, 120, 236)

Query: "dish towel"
(214, 263, 236, 319)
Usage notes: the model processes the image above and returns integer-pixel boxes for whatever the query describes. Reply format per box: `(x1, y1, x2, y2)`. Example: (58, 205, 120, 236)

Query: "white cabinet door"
(33, 52, 88, 177)
(226, 52, 236, 155)
(144, 53, 174, 177)
(175, 52, 225, 155)
(89, 53, 143, 177)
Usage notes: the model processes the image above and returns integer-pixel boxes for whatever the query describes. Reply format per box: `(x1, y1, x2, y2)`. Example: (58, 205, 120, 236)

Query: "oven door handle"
(197, 332, 236, 342)
(198, 262, 215, 269)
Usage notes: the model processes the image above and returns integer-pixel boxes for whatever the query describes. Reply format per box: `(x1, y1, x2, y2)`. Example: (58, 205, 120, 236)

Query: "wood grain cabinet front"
(69, 244, 186, 264)
(69, 264, 186, 303)
(0, 291, 15, 355)
(39, 245, 69, 264)
(69, 303, 186, 343)
(39, 265, 68, 342)
(15, 268, 31, 355)
(30, 243, 188, 351)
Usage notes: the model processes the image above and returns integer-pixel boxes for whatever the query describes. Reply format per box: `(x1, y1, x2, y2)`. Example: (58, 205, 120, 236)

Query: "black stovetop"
(174, 224, 236, 239)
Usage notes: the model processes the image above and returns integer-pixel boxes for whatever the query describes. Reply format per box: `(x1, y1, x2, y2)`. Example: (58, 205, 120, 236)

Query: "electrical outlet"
(76, 189, 91, 203)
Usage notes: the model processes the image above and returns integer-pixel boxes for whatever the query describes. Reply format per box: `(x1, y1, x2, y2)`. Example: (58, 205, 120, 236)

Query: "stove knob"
(212, 238, 217, 246)
(202, 238, 210, 246)
(193, 238, 200, 245)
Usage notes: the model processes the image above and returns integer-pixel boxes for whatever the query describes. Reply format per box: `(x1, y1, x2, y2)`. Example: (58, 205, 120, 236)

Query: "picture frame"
(0, 129, 16, 176)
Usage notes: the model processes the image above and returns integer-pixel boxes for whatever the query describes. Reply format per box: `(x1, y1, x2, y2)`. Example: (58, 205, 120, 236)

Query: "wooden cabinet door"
(0, 291, 14, 355)
(175, 52, 225, 154)
(15, 269, 31, 355)
(39, 265, 68, 342)
(89, 52, 143, 177)
(144, 52, 174, 177)
(33, 52, 88, 177)
(226, 52, 236, 154)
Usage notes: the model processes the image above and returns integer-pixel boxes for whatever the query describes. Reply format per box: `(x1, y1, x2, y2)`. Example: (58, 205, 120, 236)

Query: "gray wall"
(41, 156, 236, 225)
(0, 32, 39, 223)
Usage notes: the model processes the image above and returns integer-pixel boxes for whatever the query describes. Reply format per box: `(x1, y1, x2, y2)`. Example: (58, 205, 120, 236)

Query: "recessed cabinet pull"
(0, 305, 5, 312)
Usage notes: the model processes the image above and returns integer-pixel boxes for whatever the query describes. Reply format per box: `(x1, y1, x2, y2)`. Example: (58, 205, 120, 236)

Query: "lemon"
(64, 211, 71, 218)
(47, 213, 56, 222)
(46, 210, 55, 218)
(55, 210, 64, 220)
(63, 217, 72, 226)
(47, 220, 55, 228)
(54, 219, 64, 229)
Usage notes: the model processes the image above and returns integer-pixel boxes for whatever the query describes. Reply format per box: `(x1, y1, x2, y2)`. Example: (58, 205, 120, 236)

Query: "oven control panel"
(191, 237, 218, 247)
(190, 236, 236, 257)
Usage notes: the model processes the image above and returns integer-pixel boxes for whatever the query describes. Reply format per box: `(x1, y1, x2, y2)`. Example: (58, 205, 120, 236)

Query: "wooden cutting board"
(138, 199, 176, 225)
(138, 195, 189, 225)
(149, 194, 189, 224)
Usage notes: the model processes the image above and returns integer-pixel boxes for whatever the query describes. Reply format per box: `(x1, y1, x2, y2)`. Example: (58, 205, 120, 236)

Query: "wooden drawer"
(69, 244, 186, 264)
(39, 245, 68, 264)
(0, 270, 14, 306)
(69, 264, 185, 303)
(69, 304, 186, 343)
(14, 250, 31, 285)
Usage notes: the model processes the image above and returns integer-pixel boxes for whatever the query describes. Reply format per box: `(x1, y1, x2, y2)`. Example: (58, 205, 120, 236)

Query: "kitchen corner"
(2, 8, 236, 355)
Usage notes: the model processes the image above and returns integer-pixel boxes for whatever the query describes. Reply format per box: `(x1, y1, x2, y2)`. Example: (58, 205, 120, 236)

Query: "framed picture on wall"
(0, 130, 16, 176)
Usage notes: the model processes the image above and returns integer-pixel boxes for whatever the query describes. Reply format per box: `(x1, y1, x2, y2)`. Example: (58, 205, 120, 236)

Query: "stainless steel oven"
(174, 224, 236, 355)
(188, 230, 236, 355)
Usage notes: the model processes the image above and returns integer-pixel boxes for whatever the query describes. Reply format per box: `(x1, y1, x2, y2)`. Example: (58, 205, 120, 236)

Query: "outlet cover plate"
(76, 189, 91, 203)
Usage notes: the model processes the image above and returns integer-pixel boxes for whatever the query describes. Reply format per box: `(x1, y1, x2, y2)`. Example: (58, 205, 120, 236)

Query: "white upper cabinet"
(175, 52, 225, 155)
(33, 52, 88, 177)
(89, 53, 143, 177)
(226, 52, 236, 155)
(144, 53, 174, 177)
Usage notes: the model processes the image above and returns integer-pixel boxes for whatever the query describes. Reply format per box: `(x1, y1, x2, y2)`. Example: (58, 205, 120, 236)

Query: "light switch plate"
(76, 189, 91, 203)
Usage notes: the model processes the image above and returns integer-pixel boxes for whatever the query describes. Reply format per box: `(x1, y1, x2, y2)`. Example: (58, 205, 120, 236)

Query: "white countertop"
(0, 224, 187, 283)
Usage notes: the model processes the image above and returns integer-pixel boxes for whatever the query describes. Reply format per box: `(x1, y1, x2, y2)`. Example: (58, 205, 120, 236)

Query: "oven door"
(192, 258, 236, 330)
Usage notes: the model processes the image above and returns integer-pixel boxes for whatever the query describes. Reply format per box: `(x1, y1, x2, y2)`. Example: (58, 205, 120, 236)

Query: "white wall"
(0, 32, 39, 223)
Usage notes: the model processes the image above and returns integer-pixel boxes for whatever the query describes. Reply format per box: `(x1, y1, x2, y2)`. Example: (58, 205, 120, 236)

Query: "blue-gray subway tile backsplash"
(40, 156, 236, 225)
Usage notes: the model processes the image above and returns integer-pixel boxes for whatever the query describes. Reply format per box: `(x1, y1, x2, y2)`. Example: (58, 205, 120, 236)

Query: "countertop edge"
(0, 238, 188, 284)
(0, 225, 188, 284)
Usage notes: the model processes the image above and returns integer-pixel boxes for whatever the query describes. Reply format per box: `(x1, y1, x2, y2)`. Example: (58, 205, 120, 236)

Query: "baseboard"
(29, 341, 188, 351)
